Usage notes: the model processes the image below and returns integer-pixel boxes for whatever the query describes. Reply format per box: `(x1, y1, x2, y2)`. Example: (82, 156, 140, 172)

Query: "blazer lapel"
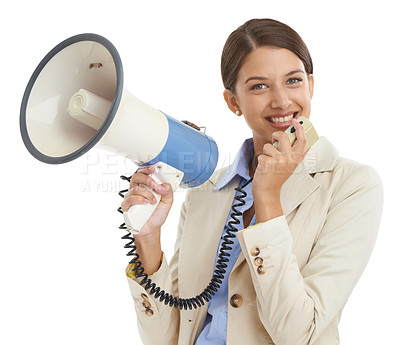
(281, 136, 338, 216)
(280, 163, 320, 217)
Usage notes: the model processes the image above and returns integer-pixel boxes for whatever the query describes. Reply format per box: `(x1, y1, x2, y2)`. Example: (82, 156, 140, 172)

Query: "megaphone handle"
(123, 174, 162, 235)
(123, 162, 184, 234)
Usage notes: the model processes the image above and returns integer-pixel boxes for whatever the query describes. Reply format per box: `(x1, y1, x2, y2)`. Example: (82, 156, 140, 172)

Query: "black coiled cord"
(118, 175, 253, 310)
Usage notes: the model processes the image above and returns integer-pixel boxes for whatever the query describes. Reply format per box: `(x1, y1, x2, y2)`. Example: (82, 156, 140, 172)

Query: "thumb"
(153, 182, 174, 204)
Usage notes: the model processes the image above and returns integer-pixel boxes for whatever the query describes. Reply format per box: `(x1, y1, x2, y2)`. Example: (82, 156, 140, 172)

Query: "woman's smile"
(265, 111, 299, 129)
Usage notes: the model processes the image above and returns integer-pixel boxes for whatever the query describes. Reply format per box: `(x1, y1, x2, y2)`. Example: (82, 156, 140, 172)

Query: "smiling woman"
(224, 47, 314, 144)
(124, 18, 383, 345)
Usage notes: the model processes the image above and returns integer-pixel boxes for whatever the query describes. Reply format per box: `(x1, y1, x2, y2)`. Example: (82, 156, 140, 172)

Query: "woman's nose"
(270, 87, 292, 110)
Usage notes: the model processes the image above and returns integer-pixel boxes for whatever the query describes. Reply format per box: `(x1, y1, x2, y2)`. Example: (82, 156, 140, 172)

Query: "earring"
(235, 110, 240, 116)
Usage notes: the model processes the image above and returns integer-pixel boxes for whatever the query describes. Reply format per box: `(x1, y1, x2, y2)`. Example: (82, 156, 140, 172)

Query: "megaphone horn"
(20, 33, 218, 233)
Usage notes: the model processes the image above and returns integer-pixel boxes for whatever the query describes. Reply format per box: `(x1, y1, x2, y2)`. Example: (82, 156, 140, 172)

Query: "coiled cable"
(118, 174, 253, 310)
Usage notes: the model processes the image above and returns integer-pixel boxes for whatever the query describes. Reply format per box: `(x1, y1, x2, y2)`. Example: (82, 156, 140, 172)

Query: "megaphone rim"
(20, 33, 124, 164)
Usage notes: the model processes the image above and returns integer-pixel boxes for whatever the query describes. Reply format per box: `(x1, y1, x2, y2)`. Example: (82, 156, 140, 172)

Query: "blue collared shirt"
(195, 138, 256, 345)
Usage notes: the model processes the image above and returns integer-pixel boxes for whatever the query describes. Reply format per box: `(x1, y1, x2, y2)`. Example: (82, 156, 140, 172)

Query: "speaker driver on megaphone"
(20, 33, 219, 234)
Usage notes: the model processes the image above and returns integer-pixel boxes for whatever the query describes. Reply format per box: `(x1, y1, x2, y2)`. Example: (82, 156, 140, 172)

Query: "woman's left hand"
(252, 119, 306, 221)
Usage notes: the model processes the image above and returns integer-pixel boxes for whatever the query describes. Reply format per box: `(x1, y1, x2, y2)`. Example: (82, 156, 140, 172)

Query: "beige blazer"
(127, 137, 383, 345)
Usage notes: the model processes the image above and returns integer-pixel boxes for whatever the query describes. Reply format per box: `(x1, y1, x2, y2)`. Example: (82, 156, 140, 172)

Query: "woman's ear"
(308, 74, 314, 100)
(223, 89, 242, 116)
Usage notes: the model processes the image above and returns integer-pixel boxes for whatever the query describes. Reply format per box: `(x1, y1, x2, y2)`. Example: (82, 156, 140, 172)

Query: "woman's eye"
(287, 77, 302, 85)
(251, 84, 267, 90)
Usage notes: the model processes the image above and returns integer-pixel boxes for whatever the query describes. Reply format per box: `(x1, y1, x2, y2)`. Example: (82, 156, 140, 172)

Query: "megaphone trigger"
(123, 162, 184, 234)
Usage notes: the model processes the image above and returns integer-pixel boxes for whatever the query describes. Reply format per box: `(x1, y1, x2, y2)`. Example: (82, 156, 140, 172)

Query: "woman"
(121, 19, 383, 345)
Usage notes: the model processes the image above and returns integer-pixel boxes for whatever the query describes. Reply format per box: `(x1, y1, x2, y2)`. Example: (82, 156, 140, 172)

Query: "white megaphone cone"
(20, 33, 218, 234)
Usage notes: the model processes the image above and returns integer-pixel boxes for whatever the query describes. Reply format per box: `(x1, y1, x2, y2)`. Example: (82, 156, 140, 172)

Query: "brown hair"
(221, 18, 313, 93)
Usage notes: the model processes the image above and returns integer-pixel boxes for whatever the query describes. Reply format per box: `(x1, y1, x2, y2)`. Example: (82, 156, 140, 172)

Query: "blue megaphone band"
(139, 113, 218, 187)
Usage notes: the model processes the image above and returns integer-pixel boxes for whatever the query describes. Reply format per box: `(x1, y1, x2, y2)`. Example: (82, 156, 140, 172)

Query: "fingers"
(121, 183, 157, 212)
(262, 142, 277, 157)
(259, 120, 306, 170)
(271, 131, 292, 153)
(155, 182, 174, 208)
(122, 166, 158, 212)
(121, 166, 174, 212)
(291, 119, 306, 154)
(121, 193, 152, 212)
(129, 166, 155, 189)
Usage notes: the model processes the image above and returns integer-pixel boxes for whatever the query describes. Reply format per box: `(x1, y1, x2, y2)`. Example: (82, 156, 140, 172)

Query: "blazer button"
(142, 300, 151, 309)
(257, 265, 267, 275)
(250, 246, 260, 257)
(230, 294, 243, 308)
(254, 257, 263, 266)
(145, 307, 154, 317)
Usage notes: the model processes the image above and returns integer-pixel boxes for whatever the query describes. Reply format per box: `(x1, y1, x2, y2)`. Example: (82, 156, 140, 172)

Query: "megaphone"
(20, 33, 218, 233)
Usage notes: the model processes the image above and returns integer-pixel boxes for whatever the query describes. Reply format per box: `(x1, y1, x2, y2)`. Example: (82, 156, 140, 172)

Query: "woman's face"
(224, 46, 314, 147)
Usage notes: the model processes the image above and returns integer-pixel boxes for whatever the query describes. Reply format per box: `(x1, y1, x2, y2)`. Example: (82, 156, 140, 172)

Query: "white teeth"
(268, 113, 295, 123)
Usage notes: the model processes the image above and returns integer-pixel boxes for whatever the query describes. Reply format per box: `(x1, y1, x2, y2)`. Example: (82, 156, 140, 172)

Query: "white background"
(1, 0, 398, 344)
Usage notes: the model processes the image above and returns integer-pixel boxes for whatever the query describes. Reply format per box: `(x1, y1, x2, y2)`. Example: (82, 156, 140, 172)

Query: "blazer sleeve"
(236, 165, 383, 345)
(125, 190, 191, 345)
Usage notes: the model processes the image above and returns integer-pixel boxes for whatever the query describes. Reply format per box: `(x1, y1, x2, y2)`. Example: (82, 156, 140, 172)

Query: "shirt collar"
(215, 138, 254, 191)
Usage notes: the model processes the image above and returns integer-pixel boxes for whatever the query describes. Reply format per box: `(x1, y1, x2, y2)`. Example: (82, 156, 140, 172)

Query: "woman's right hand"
(121, 166, 174, 239)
